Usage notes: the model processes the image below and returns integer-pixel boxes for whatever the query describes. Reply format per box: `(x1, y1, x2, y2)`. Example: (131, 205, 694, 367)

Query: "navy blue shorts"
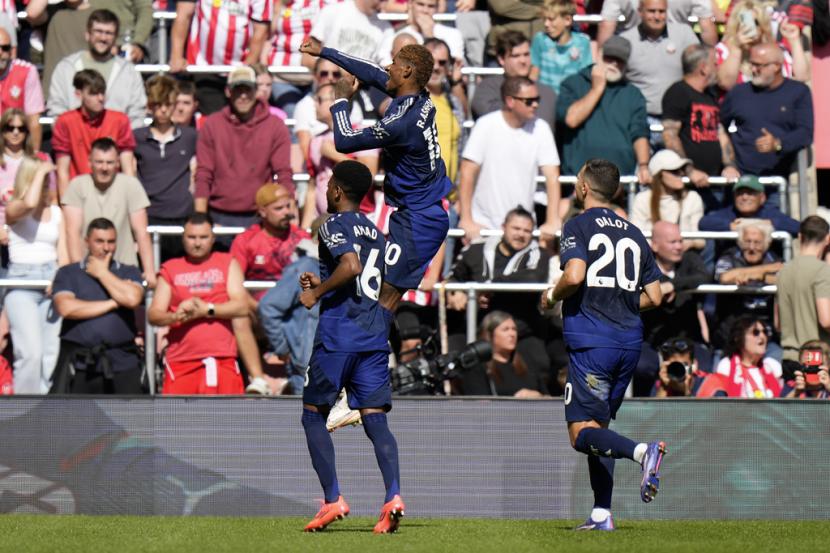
(385, 203, 449, 290)
(565, 346, 640, 423)
(302, 346, 392, 411)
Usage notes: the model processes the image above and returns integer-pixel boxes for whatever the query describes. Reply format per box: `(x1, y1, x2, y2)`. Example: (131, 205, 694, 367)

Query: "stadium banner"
(0, 397, 827, 519)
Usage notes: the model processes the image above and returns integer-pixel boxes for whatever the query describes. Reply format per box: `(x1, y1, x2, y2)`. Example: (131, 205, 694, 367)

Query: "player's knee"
(572, 427, 592, 453)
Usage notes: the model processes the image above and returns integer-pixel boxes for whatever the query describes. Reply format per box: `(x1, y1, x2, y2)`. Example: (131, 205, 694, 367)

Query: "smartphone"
(800, 349, 824, 387)
(739, 10, 758, 40)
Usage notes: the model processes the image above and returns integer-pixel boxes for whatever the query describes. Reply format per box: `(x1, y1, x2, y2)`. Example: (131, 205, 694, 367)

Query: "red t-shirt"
(159, 252, 237, 364)
(230, 223, 310, 299)
(51, 108, 136, 181)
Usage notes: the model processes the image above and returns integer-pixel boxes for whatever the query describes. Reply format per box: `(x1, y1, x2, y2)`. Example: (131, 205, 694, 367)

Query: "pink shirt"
(309, 130, 378, 216)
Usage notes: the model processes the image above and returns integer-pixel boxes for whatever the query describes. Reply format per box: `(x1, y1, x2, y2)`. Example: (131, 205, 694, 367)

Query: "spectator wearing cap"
(194, 66, 293, 250)
(618, 0, 700, 149)
(47, 9, 148, 129)
(557, 36, 651, 183)
(698, 175, 800, 236)
(636, 220, 710, 395)
(661, 43, 741, 211)
(631, 149, 705, 250)
(52, 69, 136, 199)
(134, 74, 198, 262)
(228, 182, 311, 395)
(0, 27, 45, 151)
(719, 42, 813, 209)
(712, 218, 782, 353)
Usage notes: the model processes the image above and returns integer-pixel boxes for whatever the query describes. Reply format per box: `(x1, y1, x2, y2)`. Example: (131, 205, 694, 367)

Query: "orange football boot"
(303, 496, 350, 532)
(372, 495, 405, 534)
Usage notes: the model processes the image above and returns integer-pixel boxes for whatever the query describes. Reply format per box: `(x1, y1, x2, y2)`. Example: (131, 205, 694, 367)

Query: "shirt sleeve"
(51, 266, 75, 297)
(814, 265, 830, 299)
(329, 99, 404, 154)
(115, 115, 137, 151)
(661, 82, 687, 123)
(535, 120, 560, 167)
(229, 233, 249, 275)
(556, 72, 581, 122)
(51, 115, 71, 155)
(714, 252, 737, 280)
(23, 65, 45, 115)
(321, 47, 389, 93)
(690, 0, 713, 18)
(600, 0, 624, 19)
(319, 216, 355, 260)
(559, 220, 586, 268)
(118, 264, 144, 284)
(461, 116, 488, 163)
(714, 356, 730, 376)
(530, 32, 544, 67)
(126, 177, 151, 212)
(60, 178, 84, 208)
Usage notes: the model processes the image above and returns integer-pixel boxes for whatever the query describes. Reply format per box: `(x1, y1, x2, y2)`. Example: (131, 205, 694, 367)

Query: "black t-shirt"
(662, 81, 722, 176)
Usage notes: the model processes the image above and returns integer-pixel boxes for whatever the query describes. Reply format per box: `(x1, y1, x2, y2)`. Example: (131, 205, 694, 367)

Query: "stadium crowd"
(0, 0, 826, 400)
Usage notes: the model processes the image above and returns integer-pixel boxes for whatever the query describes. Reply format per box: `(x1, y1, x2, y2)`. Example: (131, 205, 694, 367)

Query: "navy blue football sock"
(588, 455, 615, 509)
(362, 412, 401, 502)
(573, 427, 637, 460)
(301, 408, 340, 503)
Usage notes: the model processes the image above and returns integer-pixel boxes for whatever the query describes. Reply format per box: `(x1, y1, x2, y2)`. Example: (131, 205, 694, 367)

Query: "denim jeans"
(5, 262, 61, 394)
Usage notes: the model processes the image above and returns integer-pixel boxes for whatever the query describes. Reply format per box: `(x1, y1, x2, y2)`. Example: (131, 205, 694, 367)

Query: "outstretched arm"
(329, 97, 400, 153)
(300, 37, 389, 92)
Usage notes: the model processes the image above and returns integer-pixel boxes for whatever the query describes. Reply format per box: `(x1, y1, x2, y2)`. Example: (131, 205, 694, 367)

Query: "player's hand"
(299, 271, 320, 290)
(299, 289, 319, 309)
(459, 218, 483, 245)
(334, 75, 360, 101)
(299, 36, 323, 57)
(447, 291, 468, 311)
(688, 168, 710, 188)
(721, 165, 741, 181)
(755, 128, 779, 153)
(85, 252, 112, 280)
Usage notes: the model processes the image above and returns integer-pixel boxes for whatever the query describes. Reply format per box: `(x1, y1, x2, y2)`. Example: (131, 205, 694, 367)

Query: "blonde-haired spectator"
(529, 0, 592, 94)
(4, 156, 68, 394)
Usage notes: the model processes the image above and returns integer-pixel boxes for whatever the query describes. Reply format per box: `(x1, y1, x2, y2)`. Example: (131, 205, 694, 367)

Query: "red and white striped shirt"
(266, 0, 342, 67)
(186, 0, 272, 66)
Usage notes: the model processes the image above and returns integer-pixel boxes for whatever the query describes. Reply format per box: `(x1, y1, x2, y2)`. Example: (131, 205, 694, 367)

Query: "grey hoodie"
(47, 51, 147, 129)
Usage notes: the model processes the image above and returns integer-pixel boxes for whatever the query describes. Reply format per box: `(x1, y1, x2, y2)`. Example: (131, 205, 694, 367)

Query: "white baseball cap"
(648, 149, 691, 176)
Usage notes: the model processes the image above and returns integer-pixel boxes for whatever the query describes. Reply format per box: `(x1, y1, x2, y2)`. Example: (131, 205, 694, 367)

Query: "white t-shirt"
(294, 93, 364, 136)
(630, 189, 703, 233)
(310, 1, 392, 63)
(9, 205, 62, 265)
(378, 24, 466, 66)
(462, 111, 559, 230)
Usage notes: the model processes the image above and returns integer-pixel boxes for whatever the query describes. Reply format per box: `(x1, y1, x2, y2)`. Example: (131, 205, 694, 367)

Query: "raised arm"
(300, 37, 390, 92)
(329, 97, 401, 154)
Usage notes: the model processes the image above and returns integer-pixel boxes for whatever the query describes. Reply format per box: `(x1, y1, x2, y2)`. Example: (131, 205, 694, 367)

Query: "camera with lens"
(391, 332, 493, 395)
(665, 361, 692, 382)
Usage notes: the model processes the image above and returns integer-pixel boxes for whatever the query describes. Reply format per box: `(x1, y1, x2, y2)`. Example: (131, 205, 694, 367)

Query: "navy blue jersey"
(321, 47, 452, 210)
(316, 211, 389, 352)
(559, 207, 662, 350)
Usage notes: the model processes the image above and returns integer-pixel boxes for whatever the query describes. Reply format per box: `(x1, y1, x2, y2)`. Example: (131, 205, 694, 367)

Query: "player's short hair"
(90, 137, 118, 155)
(185, 212, 214, 227)
(332, 160, 373, 204)
(500, 76, 534, 101)
(581, 159, 620, 202)
(73, 69, 106, 94)
(541, 0, 577, 19)
(175, 79, 197, 98)
(396, 44, 434, 90)
(503, 205, 534, 226)
(681, 44, 711, 76)
(800, 215, 830, 245)
(495, 30, 529, 59)
(87, 9, 120, 34)
(86, 217, 115, 236)
(145, 74, 178, 106)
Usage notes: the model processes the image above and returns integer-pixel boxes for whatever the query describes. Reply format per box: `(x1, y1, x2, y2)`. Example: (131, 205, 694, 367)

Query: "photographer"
(457, 311, 548, 398)
(653, 338, 725, 398)
(785, 341, 830, 399)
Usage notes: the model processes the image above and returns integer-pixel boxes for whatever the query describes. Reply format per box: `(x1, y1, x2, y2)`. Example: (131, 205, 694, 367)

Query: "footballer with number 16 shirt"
(543, 159, 667, 531)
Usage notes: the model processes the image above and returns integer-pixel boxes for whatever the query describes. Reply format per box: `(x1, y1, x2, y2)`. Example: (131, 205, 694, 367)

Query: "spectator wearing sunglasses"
(459, 76, 561, 242)
(713, 315, 783, 398)
(636, 221, 711, 395)
(0, 28, 44, 152)
(631, 150, 705, 251)
(653, 339, 725, 398)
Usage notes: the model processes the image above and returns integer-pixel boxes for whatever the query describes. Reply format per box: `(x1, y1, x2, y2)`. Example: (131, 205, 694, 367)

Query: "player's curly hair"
(396, 44, 434, 90)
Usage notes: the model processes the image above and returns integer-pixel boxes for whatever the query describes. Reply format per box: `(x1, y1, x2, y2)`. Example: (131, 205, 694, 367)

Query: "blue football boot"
(640, 441, 667, 503)
(575, 513, 615, 531)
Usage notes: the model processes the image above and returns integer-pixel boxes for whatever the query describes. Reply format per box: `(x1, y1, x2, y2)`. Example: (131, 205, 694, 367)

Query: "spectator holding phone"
(787, 340, 830, 399)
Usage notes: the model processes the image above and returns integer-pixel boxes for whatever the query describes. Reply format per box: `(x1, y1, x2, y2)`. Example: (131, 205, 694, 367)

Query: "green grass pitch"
(1, 516, 825, 553)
